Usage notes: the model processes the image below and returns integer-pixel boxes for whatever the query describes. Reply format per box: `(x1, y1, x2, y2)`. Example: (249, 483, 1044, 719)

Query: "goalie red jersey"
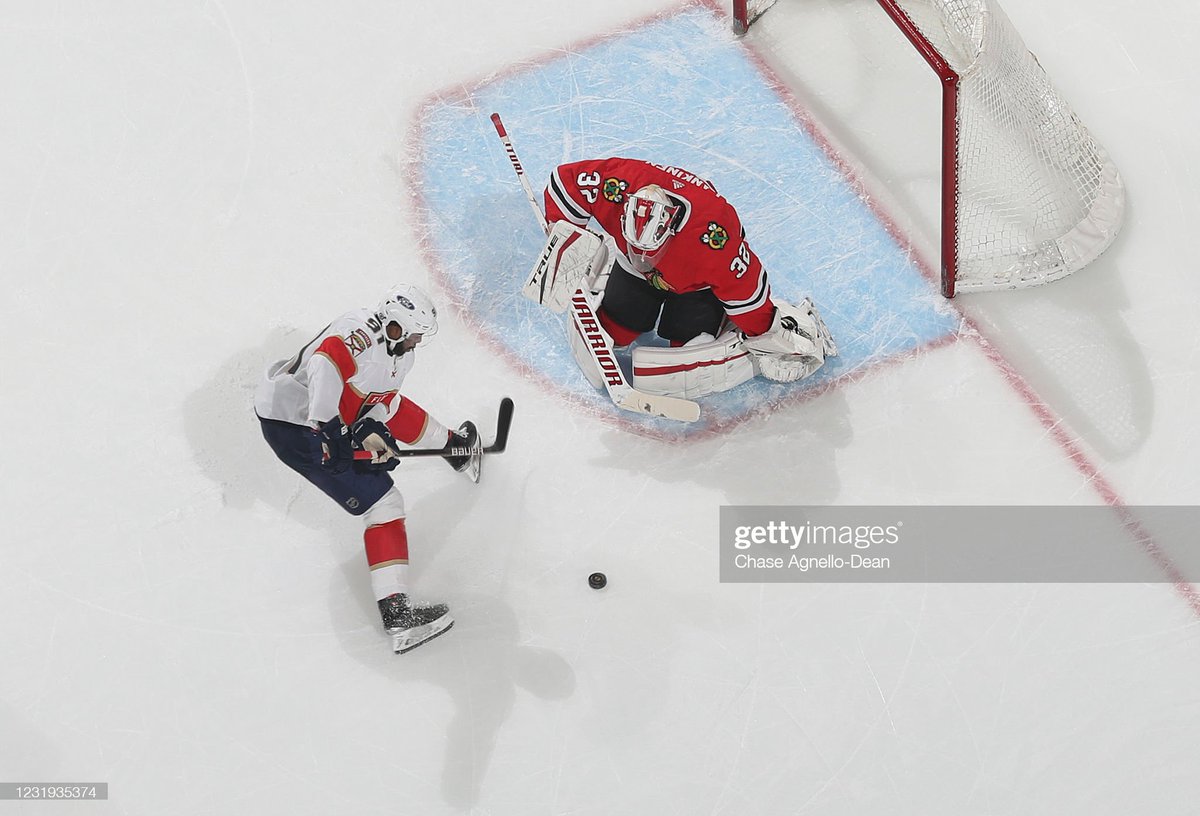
(543, 157, 774, 336)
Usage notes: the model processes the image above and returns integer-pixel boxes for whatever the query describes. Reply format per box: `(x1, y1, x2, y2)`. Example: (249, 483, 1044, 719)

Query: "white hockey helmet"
(377, 283, 438, 354)
(621, 185, 680, 269)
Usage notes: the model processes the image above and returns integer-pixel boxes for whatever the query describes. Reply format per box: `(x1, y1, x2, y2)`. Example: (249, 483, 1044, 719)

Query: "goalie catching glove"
(743, 298, 838, 383)
(523, 221, 610, 313)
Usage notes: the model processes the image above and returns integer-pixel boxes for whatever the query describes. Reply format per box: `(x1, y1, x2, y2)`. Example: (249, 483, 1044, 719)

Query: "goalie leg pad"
(632, 330, 756, 398)
(524, 221, 609, 313)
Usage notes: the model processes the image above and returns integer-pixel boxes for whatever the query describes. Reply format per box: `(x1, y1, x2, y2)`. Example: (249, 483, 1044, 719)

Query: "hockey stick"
(353, 397, 514, 461)
(569, 288, 701, 422)
(490, 113, 548, 234)
(489, 113, 701, 423)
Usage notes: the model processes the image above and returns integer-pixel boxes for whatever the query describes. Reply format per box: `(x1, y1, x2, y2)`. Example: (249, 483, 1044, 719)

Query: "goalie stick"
(489, 112, 701, 423)
(490, 113, 548, 233)
(570, 288, 701, 422)
(353, 397, 514, 465)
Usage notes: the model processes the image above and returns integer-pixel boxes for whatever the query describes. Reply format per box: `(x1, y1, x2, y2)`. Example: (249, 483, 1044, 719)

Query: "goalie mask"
(621, 185, 681, 272)
(377, 284, 438, 356)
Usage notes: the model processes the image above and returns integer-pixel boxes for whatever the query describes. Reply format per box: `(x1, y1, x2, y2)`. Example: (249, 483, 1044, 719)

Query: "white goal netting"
(738, 0, 1125, 293)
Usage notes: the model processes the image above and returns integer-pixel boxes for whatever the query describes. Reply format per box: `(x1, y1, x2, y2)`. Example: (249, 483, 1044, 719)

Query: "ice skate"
(443, 420, 482, 483)
(378, 593, 454, 654)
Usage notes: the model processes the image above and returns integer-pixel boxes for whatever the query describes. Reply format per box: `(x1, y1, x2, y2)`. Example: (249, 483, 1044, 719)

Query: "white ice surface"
(1, 1, 1198, 814)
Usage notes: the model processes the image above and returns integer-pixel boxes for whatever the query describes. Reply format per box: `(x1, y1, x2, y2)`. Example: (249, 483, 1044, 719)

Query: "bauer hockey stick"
(489, 113, 700, 423)
(353, 397, 514, 461)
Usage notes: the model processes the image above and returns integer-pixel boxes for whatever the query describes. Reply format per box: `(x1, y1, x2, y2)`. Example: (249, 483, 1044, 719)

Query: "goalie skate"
(379, 593, 455, 655)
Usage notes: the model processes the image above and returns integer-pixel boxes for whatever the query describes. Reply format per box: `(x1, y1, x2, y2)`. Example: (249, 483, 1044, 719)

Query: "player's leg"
(258, 416, 452, 653)
(626, 290, 754, 397)
(597, 264, 667, 347)
(656, 288, 726, 345)
(362, 491, 453, 655)
(567, 263, 666, 387)
(259, 415, 393, 513)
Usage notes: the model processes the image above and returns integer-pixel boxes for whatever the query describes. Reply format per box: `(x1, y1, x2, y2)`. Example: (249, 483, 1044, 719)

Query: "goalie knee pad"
(631, 330, 756, 398)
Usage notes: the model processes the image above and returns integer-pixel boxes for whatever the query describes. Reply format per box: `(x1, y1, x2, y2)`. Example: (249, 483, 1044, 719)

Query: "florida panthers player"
(254, 284, 478, 654)
(532, 157, 836, 397)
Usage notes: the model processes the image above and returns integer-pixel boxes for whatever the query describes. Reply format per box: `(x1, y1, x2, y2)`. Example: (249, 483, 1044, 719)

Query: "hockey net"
(734, 0, 1124, 297)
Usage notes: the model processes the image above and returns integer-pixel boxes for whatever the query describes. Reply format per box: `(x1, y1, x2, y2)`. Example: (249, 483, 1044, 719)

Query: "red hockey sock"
(364, 518, 409, 567)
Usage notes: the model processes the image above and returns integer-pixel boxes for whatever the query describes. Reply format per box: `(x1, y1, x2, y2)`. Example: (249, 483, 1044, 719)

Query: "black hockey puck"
(588, 572, 607, 590)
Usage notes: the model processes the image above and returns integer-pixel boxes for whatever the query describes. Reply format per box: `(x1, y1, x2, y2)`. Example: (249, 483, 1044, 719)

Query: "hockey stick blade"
(353, 398, 515, 461)
(616, 391, 701, 423)
(483, 396, 514, 453)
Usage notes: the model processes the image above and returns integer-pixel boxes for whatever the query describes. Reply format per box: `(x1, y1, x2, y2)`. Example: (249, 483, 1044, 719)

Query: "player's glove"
(441, 421, 479, 472)
(313, 417, 353, 474)
(351, 417, 401, 472)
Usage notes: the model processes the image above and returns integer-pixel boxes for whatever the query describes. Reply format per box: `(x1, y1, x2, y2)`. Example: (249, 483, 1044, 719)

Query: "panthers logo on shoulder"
(602, 177, 629, 203)
(700, 222, 729, 250)
(344, 328, 372, 356)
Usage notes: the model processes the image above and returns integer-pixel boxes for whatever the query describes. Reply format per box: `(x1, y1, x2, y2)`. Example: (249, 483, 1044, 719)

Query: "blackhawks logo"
(647, 270, 673, 292)
(700, 221, 729, 250)
(602, 177, 629, 203)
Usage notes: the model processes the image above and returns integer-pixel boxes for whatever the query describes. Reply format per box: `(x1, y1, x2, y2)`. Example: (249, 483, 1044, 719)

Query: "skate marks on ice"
(963, 268, 1154, 461)
(183, 327, 340, 530)
(409, 5, 958, 435)
(327, 472, 575, 809)
(333, 565, 576, 809)
(589, 385, 853, 504)
(0, 703, 61, 786)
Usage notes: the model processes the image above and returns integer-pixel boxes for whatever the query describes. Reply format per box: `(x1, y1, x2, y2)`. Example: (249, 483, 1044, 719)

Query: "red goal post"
(733, 0, 1125, 297)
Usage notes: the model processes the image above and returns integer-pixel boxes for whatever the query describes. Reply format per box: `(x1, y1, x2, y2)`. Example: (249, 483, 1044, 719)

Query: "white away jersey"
(254, 308, 416, 429)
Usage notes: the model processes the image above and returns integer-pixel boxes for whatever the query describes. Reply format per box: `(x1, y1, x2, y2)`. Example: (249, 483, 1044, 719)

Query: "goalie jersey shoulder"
(543, 156, 770, 332)
(546, 157, 732, 226)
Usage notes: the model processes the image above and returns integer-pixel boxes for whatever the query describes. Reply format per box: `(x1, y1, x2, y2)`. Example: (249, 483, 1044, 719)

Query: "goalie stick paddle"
(570, 288, 700, 423)
(489, 113, 701, 423)
(353, 397, 514, 461)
